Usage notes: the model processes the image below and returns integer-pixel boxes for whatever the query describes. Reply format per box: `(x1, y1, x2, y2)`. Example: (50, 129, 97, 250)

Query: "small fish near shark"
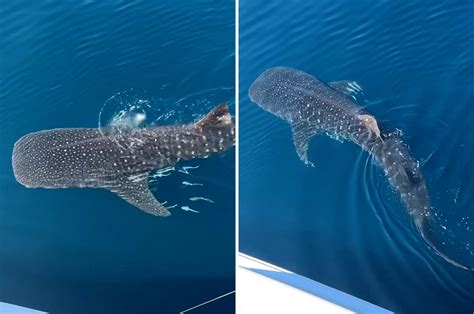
(249, 66, 473, 271)
(12, 104, 234, 217)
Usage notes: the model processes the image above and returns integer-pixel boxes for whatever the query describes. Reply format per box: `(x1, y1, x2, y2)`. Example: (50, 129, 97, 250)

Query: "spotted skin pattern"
(249, 67, 472, 271)
(12, 104, 234, 217)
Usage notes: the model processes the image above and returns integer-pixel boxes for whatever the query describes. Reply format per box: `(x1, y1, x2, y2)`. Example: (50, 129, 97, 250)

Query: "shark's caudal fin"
(416, 216, 474, 271)
(196, 103, 232, 129)
(329, 80, 364, 102)
(107, 173, 171, 217)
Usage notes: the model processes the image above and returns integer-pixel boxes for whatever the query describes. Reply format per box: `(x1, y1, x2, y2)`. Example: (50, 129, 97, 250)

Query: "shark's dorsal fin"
(291, 121, 319, 166)
(329, 80, 364, 102)
(196, 103, 231, 129)
(107, 173, 171, 217)
(357, 114, 383, 141)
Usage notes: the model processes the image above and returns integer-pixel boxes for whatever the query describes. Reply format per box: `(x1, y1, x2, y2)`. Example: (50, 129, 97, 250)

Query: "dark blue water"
(0, 1, 235, 313)
(240, 1, 474, 313)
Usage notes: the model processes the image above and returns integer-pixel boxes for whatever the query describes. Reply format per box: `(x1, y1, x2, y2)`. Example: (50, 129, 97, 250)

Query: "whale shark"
(12, 104, 234, 217)
(249, 66, 472, 271)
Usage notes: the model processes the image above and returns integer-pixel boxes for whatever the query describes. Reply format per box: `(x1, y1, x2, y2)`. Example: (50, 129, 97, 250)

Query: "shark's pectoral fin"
(291, 121, 319, 166)
(107, 173, 171, 217)
(329, 80, 364, 102)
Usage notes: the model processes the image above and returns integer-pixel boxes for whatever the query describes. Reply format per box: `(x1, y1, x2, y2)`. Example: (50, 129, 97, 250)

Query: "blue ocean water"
(0, 1, 235, 313)
(240, 1, 474, 313)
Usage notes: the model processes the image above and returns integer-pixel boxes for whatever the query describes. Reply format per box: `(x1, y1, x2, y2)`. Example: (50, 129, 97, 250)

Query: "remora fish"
(249, 66, 472, 271)
(12, 104, 234, 217)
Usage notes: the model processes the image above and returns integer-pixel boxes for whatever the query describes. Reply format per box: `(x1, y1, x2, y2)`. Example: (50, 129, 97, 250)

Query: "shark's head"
(248, 67, 309, 122)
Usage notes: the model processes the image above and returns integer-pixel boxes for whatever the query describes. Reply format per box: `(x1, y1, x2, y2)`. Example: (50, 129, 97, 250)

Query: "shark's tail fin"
(415, 215, 474, 271)
(196, 103, 233, 129)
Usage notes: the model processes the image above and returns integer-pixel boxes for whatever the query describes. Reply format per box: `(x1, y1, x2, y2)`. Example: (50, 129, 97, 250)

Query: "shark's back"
(249, 66, 360, 124)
